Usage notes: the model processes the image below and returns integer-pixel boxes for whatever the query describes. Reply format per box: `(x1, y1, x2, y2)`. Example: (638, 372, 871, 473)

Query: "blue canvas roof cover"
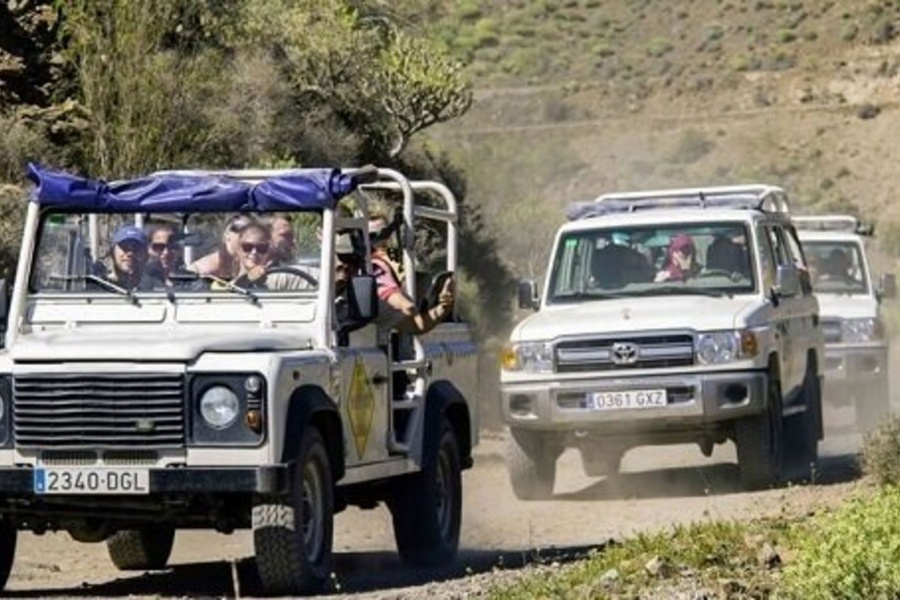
(25, 163, 367, 213)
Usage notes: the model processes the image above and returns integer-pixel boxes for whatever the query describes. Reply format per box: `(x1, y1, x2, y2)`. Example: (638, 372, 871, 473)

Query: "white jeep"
(0, 164, 478, 596)
(795, 215, 895, 431)
(501, 185, 824, 498)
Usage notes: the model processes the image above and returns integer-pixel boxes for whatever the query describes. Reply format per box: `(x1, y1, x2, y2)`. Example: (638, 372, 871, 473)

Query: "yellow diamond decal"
(347, 358, 376, 459)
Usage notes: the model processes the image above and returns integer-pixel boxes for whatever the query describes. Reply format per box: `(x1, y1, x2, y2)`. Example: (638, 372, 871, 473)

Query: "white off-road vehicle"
(0, 164, 478, 596)
(795, 215, 895, 431)
(501, 185, 824, 498)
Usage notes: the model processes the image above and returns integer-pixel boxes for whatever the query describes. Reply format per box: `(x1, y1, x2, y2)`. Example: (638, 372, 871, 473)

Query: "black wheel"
(856, 378, 891, 433)
(253, 426, 333, 596)
(389, 418, 462, 567)
(106, 527, 174, 570)
(505, 428, 560, 500)
(735, 371, 783, 490)
(0, 518, 16, 591)
(782, 367, 820, 483)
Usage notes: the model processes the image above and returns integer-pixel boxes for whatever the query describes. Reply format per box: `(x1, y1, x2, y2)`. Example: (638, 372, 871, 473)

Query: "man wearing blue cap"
(107, 225, 156, 290)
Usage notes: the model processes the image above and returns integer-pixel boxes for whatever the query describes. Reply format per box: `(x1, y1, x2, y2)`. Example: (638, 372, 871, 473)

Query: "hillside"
(429, 0, 900, 281)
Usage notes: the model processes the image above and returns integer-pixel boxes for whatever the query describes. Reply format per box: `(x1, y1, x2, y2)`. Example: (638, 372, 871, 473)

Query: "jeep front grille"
(555, 334, 694, 373)
(14, 373, 185, 448)
(821, 318, 842, 344)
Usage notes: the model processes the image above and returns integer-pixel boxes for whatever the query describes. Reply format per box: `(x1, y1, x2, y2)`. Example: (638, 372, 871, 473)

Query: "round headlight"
(199, 386, 240, 430)
(697, 332, 738, 365)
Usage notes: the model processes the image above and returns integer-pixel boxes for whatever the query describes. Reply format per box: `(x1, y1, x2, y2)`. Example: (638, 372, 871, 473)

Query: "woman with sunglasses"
(230, 220, 273, 289)
(146, 225, 191, 286)
(190, 214, 253, 279)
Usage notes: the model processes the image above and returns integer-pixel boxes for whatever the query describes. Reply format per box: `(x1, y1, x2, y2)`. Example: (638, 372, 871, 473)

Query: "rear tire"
(106, 527, 175, 571)
(253, 426, 333, 596)
(389, 418, 462, 567)
(505, 428, 560, 500)
(735, 371, 783, 490)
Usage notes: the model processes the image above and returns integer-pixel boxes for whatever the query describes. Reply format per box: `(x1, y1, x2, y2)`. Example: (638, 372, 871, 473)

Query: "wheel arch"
(282, 385, 345, 482)
(425, 380, 473, 470)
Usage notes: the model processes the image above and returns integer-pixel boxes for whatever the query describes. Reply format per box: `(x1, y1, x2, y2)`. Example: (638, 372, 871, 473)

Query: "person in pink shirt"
(368, 215, 454, 329)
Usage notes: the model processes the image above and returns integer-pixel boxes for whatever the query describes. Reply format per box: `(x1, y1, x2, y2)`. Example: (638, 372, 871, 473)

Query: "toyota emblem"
(610, 341, 639, 365)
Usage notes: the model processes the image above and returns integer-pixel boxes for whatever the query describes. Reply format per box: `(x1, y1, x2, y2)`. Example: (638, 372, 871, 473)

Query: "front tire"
(782, 367, 820, 483)
(389, 418, 462, 567)
(253, 426, 334, 596)
(0, 518, 16, 591)
(735, 371, 783, 490)
(106, 527, 175, 570)
(505, 428, 560, 500)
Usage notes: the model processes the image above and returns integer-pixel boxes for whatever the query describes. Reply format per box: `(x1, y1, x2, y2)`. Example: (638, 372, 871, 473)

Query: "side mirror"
(348, 274, 378, 321)
(517, 279, 539, 311)
(774, 264, 800, 297)
(880, 273, 897, 300)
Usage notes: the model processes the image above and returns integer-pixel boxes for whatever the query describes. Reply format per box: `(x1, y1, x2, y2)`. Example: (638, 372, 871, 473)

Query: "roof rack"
(793, 214, 874, 236)
(567, 183, 790, 221)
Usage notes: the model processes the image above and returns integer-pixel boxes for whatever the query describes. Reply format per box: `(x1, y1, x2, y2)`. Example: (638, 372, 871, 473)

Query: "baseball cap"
(112, 225, 148, 247)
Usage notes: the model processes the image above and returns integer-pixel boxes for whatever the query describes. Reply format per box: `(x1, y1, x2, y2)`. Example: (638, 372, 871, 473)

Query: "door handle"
(371, 374, 389, 386)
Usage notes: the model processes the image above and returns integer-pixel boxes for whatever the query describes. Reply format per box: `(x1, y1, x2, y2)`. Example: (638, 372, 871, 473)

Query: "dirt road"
(3, 411, 865, 599)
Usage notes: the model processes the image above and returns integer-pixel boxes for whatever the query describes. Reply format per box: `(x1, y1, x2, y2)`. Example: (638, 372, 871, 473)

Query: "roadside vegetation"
(486, 418, 900, 599)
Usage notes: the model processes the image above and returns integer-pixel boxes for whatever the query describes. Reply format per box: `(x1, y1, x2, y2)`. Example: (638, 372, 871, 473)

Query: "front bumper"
(501, 369, 768, 433)
(0, 466, 290, 495)
(822, 343, 887, 400)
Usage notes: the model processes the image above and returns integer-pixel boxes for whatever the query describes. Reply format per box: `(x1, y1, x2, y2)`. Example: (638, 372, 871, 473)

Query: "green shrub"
(782, 487, 900, 599)
(861, 415, 900, 485)
(646, 37, 674, 57)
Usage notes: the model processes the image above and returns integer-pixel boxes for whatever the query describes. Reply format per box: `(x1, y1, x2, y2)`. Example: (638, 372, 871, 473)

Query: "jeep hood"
(815, 293, 879, 320)
(512, 296, 761, 342)
(9, 327, 313, 362)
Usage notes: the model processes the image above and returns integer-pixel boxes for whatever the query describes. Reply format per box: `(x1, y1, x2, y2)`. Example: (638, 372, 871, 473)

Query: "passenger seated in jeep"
(655, 234, 701, 282)
(225, 219, 272, 289)
(333, 233, 453, 335)
(100, 225, 161, 291)
(145, 224, 192, 287)
(191, 213, 250, 278)
(705, 233, 751, 280)
(819, 248, 858, 285)
(590, 235, 655, 289)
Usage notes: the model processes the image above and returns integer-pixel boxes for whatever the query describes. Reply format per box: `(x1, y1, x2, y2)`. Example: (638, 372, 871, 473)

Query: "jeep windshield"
(547, 222, 756, 304)
(801, 240, 869, 295)
(29, 211, 322, 297)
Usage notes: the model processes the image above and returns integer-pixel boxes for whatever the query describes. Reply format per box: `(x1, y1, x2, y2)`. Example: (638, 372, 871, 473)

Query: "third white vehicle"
(795, 215, 895, 431)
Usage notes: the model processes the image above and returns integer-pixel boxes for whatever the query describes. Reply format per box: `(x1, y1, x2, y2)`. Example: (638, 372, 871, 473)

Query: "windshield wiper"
(631, 286, 729, 298)
(552, 290, 627, 302)
(49, 274, 139, 305)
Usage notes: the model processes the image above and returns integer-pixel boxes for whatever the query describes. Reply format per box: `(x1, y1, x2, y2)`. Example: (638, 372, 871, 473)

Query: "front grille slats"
(821, 318, 842, 344)
(14, 373, 185, 448)
(556, 334, 694, 372)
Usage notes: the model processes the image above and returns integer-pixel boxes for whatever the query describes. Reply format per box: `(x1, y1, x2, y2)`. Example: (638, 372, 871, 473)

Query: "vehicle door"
(334, 234, 391, 468)
(759, 222, 798, 397)
(780, 223, 820, 389)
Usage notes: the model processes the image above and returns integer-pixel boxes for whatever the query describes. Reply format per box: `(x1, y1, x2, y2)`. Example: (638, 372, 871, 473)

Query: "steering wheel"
(266, 265, 319, 287)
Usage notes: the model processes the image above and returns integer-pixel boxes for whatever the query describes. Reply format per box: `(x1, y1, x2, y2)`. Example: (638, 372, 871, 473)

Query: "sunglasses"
(240, 242, 270, 255)
(150, 242, 176, 253)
